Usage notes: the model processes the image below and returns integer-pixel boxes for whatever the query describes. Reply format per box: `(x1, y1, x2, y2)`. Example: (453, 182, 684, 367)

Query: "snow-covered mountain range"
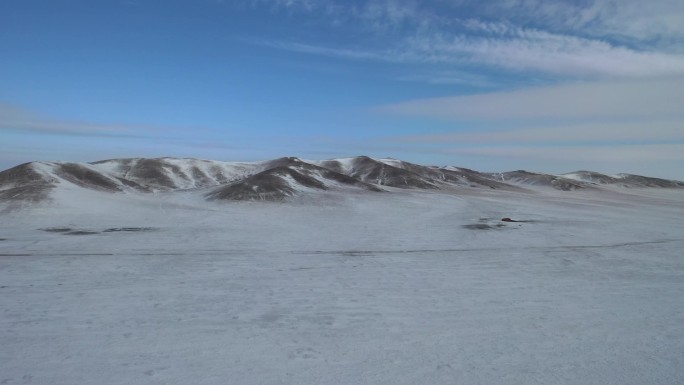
(1, 156, 683, 205)
(2, 156, 684, 385)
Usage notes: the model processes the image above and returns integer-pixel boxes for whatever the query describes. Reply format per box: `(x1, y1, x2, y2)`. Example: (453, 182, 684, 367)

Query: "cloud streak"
(448, 144, 684, 163)
(244, 0, 684, 80)
(0, 103, 195, 139)
(376, 78, 684, 120)
(402, 31, 684, 78)
(394, 120, 684, 145)
(261, 30, 684, 79)
(484, 0, 684, 46)
(376, 76, 684, 177)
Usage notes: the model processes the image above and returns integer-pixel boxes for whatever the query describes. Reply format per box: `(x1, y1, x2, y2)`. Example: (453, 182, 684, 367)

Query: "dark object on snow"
(501, 218, 519, 222)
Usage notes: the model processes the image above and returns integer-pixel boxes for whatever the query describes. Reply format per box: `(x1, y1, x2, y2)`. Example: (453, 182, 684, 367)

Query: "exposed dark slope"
(55, 163, 128, 192)
(262, 157, 383, 191)
(494, 170, 588, 191)
(125, 159, 182, 189)
(320, 157, 517, 190)
(387, 160, 516, 190)
(562, 171, 619, 184)
(2, 156, 683, 205)
(90, 157, 254, 190)
(320, 156, 439, 189)
(0, 163, 55, 202)
(207, 159, 383, 201)
(206, 167, 322, 201)
(613, 174, 684, 188)
(563, 171, 684, 188)
(448, 167, 523, 190)
(91, 158, 185, 190)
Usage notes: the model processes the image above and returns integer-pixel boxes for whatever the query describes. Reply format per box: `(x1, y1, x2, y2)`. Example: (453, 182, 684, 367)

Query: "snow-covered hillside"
(1, 182, 683, 385)
(207, 158, 382, 201)
(563, 170, 684, 188)
(91, 157, 260, 190)
(492, 170, 588, 190)
(2, 156, 682, 209)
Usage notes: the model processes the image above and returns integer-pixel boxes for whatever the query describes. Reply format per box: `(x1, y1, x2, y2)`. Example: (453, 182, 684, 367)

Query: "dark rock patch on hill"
(207, 163, 383, 201)
(0, 163, 55, 202)
(563, 171, 618, 185)
(321, 156, 439, 189)
(55, 163, 123, 192)
(613, 174, 684, 188)
(126, 159, 184, 190)
(563, 171, 684, 188)
(495, 170, 587, 191)
(2, 156, 683, 205)
(206, 167, 318, 201)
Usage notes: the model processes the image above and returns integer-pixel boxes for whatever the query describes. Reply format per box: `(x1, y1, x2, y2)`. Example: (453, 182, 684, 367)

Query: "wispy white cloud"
(448, 144, 684, 163)
(377, 77, 684, 177)
(0, 103, 138, 136)
(0, 103, 250, 169)
(264, 29, 684, 79)
(403, 30, 684, 78)
(0, 103, 193, 138)
(437, 143, 684, 179)
(376, 78, 684, 120)
(486, 0, 684, 46)
(395, 70, 497, 87)
(247, 0, 431, 30)
(255, 40, 388, 61)
(394, 120, 684, 145)
(243, 0, 684, 80)
(249, 0, 323, 12)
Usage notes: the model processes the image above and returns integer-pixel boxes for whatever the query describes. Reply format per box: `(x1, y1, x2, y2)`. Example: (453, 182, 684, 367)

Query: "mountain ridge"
(1, 156, 683, 205)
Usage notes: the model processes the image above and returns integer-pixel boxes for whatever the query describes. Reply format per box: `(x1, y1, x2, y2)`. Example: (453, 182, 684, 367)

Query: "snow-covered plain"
(1, 186, 684, 384)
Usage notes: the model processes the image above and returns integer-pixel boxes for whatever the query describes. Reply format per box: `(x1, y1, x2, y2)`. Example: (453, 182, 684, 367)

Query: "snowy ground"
(1, 187, 684, 384)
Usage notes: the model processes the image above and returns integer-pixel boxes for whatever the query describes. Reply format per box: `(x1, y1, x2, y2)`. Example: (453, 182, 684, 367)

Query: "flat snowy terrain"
(2, 186, 684, 384)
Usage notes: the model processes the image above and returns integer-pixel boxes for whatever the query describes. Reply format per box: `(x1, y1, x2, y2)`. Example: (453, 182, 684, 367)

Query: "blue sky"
(1, 0, 684, 178)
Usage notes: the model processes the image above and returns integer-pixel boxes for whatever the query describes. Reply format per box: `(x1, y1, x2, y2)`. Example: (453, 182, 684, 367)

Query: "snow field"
(1, 188, 683, 384)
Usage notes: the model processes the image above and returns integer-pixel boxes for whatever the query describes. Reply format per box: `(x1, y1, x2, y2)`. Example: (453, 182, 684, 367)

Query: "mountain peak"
(1, 156, 682, 207)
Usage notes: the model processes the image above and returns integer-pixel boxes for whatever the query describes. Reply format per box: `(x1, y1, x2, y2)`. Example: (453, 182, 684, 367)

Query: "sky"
(1, 0, 683, 179)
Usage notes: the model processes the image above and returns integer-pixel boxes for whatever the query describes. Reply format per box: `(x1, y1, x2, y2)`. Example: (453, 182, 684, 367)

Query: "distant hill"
(1, 156, 682, 206)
